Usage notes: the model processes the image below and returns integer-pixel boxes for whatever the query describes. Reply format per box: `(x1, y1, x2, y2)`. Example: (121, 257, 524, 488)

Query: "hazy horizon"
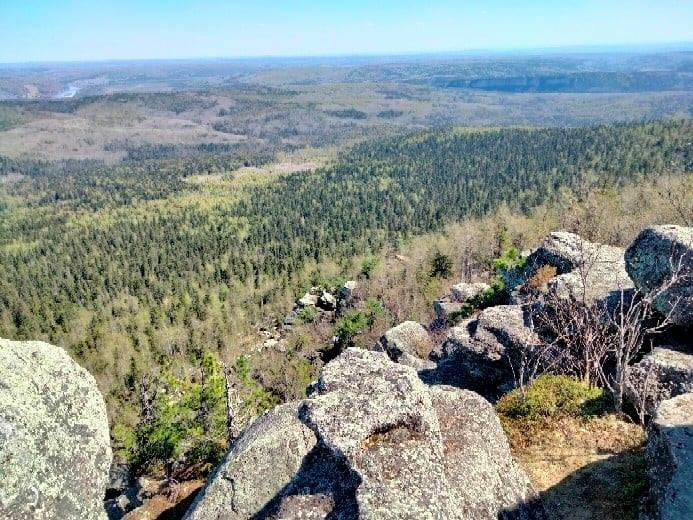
(2, 1, 693, 64)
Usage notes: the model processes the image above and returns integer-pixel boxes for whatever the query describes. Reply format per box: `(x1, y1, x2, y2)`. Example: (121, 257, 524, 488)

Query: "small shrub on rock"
(497, 374, 607, 421)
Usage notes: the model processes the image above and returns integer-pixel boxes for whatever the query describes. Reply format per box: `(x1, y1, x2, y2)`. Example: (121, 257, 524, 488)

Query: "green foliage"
(0, 120, 689, 467)
(497, 375, 607, 421)
(335, 309, 369, 346)
(234, 355, 280, 420)
(297, 305, 318, 324)
(446, 278, 507, 324)
(360, 256, 380, 279)
(429, 250, 453, 278)
(135, 351, 228, 472)
(493, 247, 526, 272)
(364, 297, 384, 327)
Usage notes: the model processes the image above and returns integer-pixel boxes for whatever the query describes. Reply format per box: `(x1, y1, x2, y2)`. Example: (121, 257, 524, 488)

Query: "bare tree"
(604, 253, 686, 412)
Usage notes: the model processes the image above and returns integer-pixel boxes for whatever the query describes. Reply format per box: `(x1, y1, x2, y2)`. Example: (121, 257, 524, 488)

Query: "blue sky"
(1, 1, 692, 63)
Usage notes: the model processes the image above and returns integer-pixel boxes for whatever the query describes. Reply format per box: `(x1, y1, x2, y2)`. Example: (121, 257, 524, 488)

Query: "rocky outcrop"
(186, 348, 544, 519)
(0, 338, 112, 520)
(431, 305, 543, 395)
(434, 282, 490, 321)
(642, 393, 693, 520)
(514, 231, 633, 308)
(336, 280, 359, 316)
(625, 225, 693, 327)
(626, 346, 693, 416)
(451, 282, 491, 303)
(374, 321, 435, 369)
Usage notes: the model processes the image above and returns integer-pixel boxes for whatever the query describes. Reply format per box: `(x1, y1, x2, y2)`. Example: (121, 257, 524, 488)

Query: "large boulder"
(184, 402, 321, 520)
(626, 346, 693, 416)
(0, 338, 112, 520)
(186, 348, 544, 519)
(450, 282, 491, 303)
(434, 282, 490, 321)
(515, 231, 633, 308)
(642, 393, 693, 520)
(625, 225, 693, 327)
(374, 321, 435, 369)
(336, 281, 359, 316)
(431, 305, 543, 395)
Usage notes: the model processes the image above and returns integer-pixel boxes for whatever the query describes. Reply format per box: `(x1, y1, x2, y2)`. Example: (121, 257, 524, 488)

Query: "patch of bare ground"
(123, 480, 204, 520)
(502, 414, 646, 520)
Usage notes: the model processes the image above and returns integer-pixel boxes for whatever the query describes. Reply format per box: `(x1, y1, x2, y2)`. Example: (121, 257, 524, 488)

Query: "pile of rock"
(374, 320, 435, 370)
(431, 305, 542, 395)
(283, 281, 359, 331)
(185, 348, 545, 520)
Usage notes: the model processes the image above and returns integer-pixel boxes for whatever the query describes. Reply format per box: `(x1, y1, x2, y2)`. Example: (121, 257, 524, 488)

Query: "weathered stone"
(430, 386, 544, 519)
(186, 348, 543, 519)
(642, 393, 693, 520)
(0, 338, 112, 520)
(336, 281, 359, 315)
(625, 225, 693, 327)
(433, 298, 465, 320)
(450, 282, 490, 303)
(525, 231, 592, 274)
(375, 321, 434, 364)
(298, 292, 319, 307)
(626, 346, 693, 416)
(510, 231, 633, 308)
(318, 290, 337, 311)
(432, 305, 542, 394)
(184, 402, 318, 520)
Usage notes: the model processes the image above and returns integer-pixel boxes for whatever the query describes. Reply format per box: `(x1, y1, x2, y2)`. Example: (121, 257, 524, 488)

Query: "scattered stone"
(625, 225, 693, 327)
(337, 281, 359, 315)
(298, 292, 319, 307)
(626, 346, 693, 416)
(642, 393, 693, 520)
(0, 338, 112, 520)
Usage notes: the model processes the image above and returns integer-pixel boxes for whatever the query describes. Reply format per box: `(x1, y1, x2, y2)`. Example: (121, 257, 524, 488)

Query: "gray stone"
(642, 393, 693, 520)
(318, 290, 337, 311)
(0, 338, 112, 520)
(430, 386, 544, 519)
(509, 231, 633, 308)
(298, 293, 319, 307)
(450, 282, 490, 303)
(433, 305, 543, 394)
(626, 346, 693, 416)
(625, 225, 693, 327)
(433, 298, 465, 320)
(186, 348, 544, 519)
(375, 321, 434, 363)
(184, 402, 318, 520)
(336, 281, 359, 315)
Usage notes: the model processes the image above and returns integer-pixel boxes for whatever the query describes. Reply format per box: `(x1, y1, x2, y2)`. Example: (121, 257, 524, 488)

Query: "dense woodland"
(0, 119, 691, 471)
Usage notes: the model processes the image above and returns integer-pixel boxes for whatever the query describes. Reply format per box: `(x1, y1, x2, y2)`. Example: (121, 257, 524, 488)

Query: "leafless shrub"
(524, 249, 687, 417)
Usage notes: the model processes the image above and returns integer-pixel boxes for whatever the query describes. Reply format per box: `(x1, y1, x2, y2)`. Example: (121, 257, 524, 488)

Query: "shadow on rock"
(250, 441, 360, 520)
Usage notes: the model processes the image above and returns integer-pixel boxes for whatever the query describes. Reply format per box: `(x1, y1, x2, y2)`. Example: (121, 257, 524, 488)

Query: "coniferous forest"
(0, 118, 691, 470)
